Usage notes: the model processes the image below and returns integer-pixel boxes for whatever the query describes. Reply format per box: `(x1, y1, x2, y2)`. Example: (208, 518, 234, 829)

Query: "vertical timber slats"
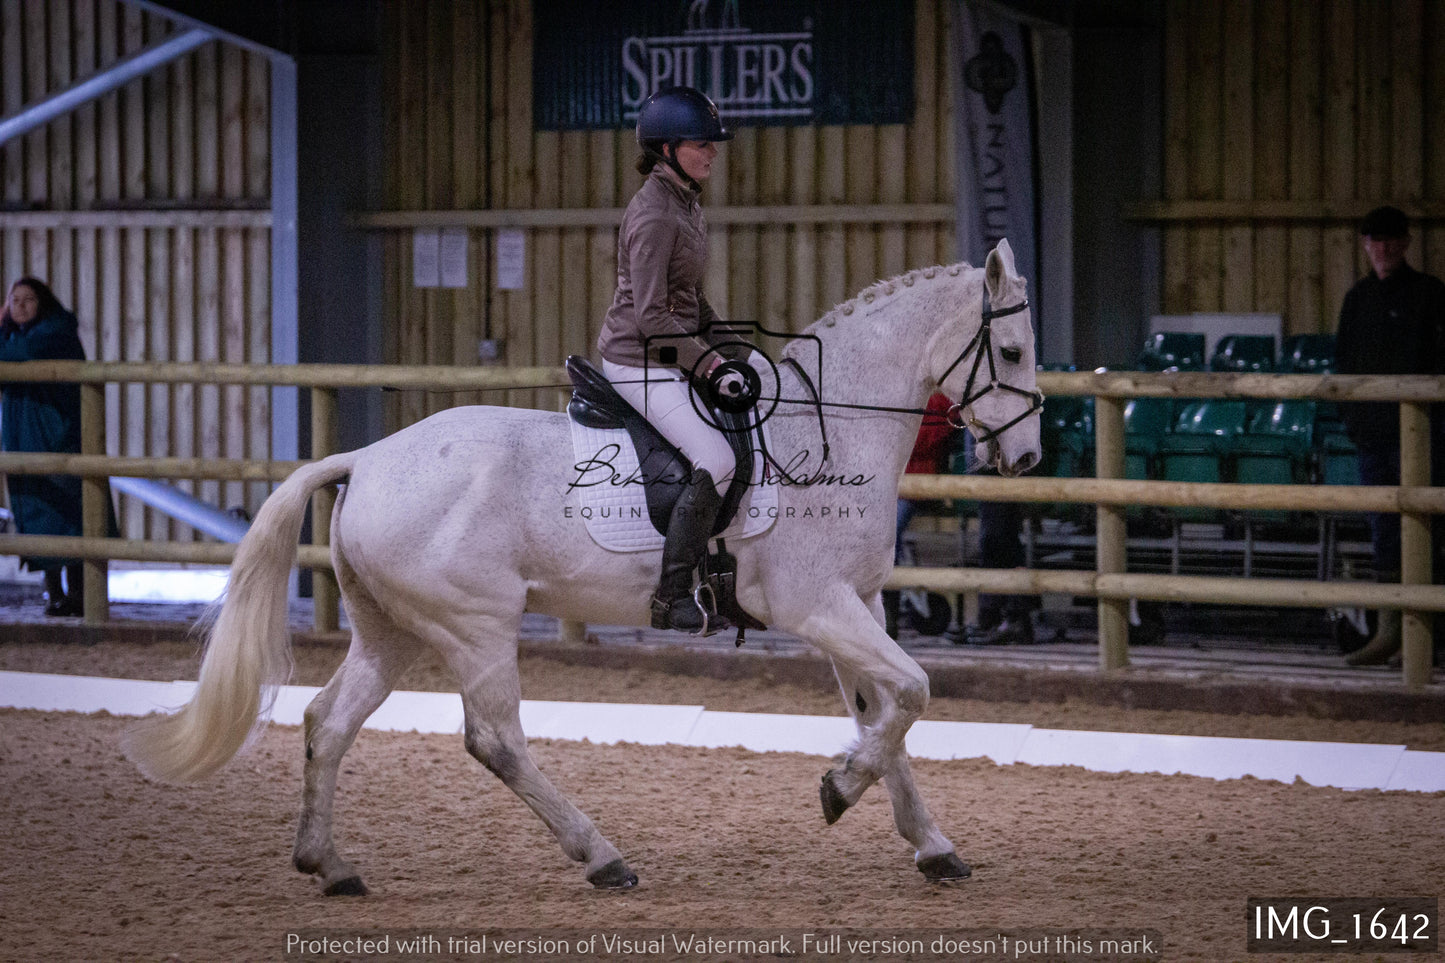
(380, 0, 958, 427)
(1162, 0, 1444, 335)
(0, 0, 274, 536)
(1426, 1, 1445, 280)
(15, 1, 1441, 468)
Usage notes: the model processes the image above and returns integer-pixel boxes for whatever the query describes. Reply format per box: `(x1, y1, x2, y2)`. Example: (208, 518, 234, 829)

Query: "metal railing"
(1, 362, 1440, 685)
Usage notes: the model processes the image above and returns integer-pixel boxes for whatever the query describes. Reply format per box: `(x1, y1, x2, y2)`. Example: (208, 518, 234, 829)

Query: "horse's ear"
(985, 238, 1016, 300)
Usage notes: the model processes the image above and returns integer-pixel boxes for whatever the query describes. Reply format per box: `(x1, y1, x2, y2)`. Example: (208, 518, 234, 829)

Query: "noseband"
(937, 292, 1045, 445)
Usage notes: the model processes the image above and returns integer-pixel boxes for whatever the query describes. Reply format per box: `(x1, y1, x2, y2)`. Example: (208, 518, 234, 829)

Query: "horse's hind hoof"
(819, 769, 850, 825)
(917, 852, 972, 882)
(324, 876, 369, 897)
(587, 858, 638, 890)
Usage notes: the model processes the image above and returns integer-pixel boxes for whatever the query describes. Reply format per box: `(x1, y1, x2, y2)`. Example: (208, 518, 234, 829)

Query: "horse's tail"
(123, 451, 359, 784)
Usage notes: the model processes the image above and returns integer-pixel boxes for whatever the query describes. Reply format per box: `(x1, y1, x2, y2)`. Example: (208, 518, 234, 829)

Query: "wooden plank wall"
(1162, 0, 1445, 335)
(0, 0, 273, 539)
(381, 0, 958, 429)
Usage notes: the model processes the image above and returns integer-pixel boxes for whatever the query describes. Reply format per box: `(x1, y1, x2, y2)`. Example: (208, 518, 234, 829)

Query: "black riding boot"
(651, 469, 724, 633)
(43, 567, 78, 617)
(64, 563, 85, 616)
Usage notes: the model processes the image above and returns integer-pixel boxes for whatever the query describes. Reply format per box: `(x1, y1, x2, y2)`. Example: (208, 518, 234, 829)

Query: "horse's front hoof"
(587, 858, 638, 890)
(917, 852, 972, 882)
(819, 769, 850, 825)
(324, 875, 369, 896)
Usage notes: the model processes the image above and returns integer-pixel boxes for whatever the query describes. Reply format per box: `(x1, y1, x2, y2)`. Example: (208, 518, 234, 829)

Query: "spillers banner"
(533, 0, 914, 130)
(953, 1, 1038, 314)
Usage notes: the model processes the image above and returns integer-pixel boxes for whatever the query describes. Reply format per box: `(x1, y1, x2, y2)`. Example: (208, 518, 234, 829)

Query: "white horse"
(124, 239, 1041, 894)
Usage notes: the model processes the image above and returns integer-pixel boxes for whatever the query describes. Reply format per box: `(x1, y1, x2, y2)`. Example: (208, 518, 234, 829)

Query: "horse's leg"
(442, 624, 636, 890)
(803, 589, 968, 880)
(293, 587, 417, 896)
(818, 592, 889, 818)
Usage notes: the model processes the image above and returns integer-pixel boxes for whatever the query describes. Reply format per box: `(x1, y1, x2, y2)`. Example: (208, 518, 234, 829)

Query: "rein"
(769, 292, 1045, 446)
(386, 290, 1044, 463)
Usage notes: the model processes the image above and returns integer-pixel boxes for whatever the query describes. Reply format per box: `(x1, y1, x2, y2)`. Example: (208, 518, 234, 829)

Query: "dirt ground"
(1, 641, 1442, 962)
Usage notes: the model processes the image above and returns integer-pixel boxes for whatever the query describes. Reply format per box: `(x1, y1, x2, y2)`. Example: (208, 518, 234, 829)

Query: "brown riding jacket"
(597, 167, 728, 374)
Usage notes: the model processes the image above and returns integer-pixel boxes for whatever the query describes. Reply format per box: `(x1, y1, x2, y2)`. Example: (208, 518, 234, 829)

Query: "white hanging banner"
(953, 1, 1038, 300)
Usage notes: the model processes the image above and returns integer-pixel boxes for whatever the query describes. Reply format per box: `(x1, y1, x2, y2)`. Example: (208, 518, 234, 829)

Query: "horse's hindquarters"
(334, 406, 664, 631)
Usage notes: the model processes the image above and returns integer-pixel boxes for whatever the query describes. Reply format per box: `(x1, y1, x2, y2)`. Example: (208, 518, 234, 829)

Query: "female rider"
(596, 86, 737, 633)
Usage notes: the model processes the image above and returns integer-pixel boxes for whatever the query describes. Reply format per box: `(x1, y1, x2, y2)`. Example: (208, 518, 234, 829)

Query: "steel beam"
(270, 55, 300, 466)
(110, 478, 250, 543)
(0, 28, 212, 147)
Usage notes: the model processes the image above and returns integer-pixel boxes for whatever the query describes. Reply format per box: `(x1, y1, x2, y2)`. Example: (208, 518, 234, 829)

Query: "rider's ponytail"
(636, 138, 667, 175)
(635, 140, 699, 191)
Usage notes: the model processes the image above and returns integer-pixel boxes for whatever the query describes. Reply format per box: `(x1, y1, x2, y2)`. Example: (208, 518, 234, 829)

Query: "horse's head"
(933, 239, 1042, 477)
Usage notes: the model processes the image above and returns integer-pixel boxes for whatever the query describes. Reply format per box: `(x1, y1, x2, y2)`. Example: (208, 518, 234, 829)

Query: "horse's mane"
(802, 263, 976, 336)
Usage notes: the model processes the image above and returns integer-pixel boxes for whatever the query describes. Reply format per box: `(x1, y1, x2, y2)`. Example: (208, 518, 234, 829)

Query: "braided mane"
(803, 263, 975, 335)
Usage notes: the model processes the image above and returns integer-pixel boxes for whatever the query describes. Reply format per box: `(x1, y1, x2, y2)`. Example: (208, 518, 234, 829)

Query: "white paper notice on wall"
(496, 228, 525, 290)
(413, 229, 440, 287)
(440, 229, 469, 288)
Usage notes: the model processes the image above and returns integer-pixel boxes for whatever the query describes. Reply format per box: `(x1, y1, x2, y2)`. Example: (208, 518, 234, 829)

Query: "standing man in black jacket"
(1335, 205, 1445, 666)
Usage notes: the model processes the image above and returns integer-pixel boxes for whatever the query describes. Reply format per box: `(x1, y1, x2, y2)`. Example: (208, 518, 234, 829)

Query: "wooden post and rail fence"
(1, 362, 1441, 686)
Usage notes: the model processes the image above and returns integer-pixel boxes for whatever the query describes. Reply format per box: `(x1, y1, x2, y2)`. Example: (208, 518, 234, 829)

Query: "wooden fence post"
(80, 382, 109, 624)
(310, 387, 340, 633)
(1095, 395, 1129, 669)
(1399, 401, 1433, 686)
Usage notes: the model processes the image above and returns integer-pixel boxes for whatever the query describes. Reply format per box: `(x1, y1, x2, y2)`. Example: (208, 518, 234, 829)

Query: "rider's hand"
(714, 368, 747, 400)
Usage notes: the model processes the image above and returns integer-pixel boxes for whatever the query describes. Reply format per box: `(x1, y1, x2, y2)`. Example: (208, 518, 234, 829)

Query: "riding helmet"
(635, 86, 733, 146)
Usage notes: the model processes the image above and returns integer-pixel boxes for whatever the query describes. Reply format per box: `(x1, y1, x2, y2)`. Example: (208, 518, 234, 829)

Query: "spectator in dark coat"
(1, 277, 88, 616)
(1335, 206, 1445, 665)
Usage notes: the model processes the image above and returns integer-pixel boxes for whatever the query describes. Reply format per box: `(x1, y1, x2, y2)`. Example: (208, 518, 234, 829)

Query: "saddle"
(565, 355, 767, 639)
(566, 356, 756, 536)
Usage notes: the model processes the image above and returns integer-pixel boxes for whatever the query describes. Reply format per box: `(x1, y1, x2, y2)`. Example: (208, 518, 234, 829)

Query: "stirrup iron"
(693, 582, 718, 638)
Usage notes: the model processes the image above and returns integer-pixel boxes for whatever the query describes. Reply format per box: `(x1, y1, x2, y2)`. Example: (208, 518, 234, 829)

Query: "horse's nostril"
(1018, 451, 1038, 474)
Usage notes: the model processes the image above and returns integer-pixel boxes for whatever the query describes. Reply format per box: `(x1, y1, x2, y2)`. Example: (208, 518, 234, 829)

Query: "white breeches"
(602, 359, 735, 495)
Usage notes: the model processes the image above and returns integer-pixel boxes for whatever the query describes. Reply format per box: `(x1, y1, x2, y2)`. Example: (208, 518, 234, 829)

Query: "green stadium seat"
(1158, 447, 1225, 522)
(1137, 332, 1207, 371)
(1209, 335, 1276, 373)
(1235, 403, 1316, 528)
(1319, 429, 1359, 487)
(1233, 452, 1299, 528)
(1039, 393, 1093, 520)
(1244, 400, 1316, 456)
(1124, 398, 1173, 458)
(1123, 398, 1173, 524)
(1170, 399, 1249, 453)
(1157, 401, 1247, 523)
(1279, 334, 1336, 374)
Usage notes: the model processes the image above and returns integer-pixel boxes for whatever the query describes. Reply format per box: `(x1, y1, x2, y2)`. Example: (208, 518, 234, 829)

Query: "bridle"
(935, 290, 1045, 445)
(493, 285, 1046, 479)
(740, 287, 1044, 480)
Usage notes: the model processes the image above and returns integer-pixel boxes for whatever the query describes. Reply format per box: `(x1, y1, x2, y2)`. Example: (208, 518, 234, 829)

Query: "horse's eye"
(1001, 347, 1022, 365)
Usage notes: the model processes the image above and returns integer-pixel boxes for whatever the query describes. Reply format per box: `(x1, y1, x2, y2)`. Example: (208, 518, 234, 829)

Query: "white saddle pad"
(567, 419, 778, 553)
